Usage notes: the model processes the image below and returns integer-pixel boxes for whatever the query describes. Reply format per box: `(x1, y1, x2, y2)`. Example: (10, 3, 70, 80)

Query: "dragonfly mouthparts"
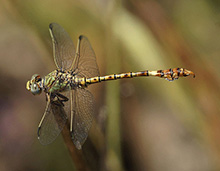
(26, 81, 31, 91)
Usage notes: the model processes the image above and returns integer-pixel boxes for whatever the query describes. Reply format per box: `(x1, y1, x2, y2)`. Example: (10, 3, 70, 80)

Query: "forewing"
(71, 88, 95, 149)
(49, 23, 75, 70)
(38, 100, 67, 145)
(72, 36, 100, 78)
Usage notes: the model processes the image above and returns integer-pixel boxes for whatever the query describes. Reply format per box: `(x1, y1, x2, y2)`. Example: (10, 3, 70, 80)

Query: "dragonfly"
(26, 23, 195, 150)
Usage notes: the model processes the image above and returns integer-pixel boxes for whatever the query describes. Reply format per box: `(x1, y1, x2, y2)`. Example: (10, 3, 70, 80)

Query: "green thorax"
(44, 70, 72, 94)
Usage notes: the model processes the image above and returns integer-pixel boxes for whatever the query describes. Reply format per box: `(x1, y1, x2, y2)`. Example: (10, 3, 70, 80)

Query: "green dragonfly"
(26, 23, 195, 150)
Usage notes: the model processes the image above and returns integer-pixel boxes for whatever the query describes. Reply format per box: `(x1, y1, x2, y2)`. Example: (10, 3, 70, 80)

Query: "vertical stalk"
(105, 1, 124, 170)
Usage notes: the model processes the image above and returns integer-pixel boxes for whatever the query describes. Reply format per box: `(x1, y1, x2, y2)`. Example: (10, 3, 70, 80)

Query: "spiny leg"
(56, 93, 69, 106)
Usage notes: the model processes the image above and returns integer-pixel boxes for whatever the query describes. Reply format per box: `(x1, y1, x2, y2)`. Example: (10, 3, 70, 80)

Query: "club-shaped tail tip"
(190, 71, 196, 78)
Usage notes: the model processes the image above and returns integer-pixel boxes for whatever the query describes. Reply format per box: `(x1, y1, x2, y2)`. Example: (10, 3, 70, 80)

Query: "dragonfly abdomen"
(84, 72, 138, 85)
(80, 68, 195, 86)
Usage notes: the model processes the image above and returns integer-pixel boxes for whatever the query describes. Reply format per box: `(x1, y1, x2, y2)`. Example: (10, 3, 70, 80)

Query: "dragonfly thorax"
(27, 69, 85, 96)
(43, 69, 84, 94)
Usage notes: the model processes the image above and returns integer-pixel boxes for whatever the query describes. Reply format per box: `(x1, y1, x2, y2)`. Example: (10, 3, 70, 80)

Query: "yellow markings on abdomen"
(83, 72, 141, 85)
(75, 68, 195, 86)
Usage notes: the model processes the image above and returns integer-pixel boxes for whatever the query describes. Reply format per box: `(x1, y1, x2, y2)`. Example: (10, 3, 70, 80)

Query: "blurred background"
(0, 0, 220, 170)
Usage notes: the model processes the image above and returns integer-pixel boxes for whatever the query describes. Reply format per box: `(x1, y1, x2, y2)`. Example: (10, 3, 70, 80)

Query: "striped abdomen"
(77, 68, 195, 86)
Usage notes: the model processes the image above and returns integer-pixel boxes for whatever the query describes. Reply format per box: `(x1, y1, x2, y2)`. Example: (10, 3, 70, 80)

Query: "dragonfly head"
(26, 74, 42, 95)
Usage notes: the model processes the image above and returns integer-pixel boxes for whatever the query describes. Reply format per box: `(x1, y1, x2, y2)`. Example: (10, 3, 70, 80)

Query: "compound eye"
(31, 83, 42, 95)
(31, 74, 41, 81)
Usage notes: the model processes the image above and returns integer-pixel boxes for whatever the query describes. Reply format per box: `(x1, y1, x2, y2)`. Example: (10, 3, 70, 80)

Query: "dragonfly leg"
(38, 93, 51, 138)
(70, 91, 74, 136)
(51, 93, 69, 106)
(70, 111, 73, 136)
(56, 93, 69, 102)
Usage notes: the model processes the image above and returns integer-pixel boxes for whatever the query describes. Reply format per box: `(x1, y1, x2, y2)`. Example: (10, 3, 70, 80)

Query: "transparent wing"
(38, 100, 67, 145)
(71, 88, 95, 149)
(49, 23, 75, 70)
(72, 35, 100, 78)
